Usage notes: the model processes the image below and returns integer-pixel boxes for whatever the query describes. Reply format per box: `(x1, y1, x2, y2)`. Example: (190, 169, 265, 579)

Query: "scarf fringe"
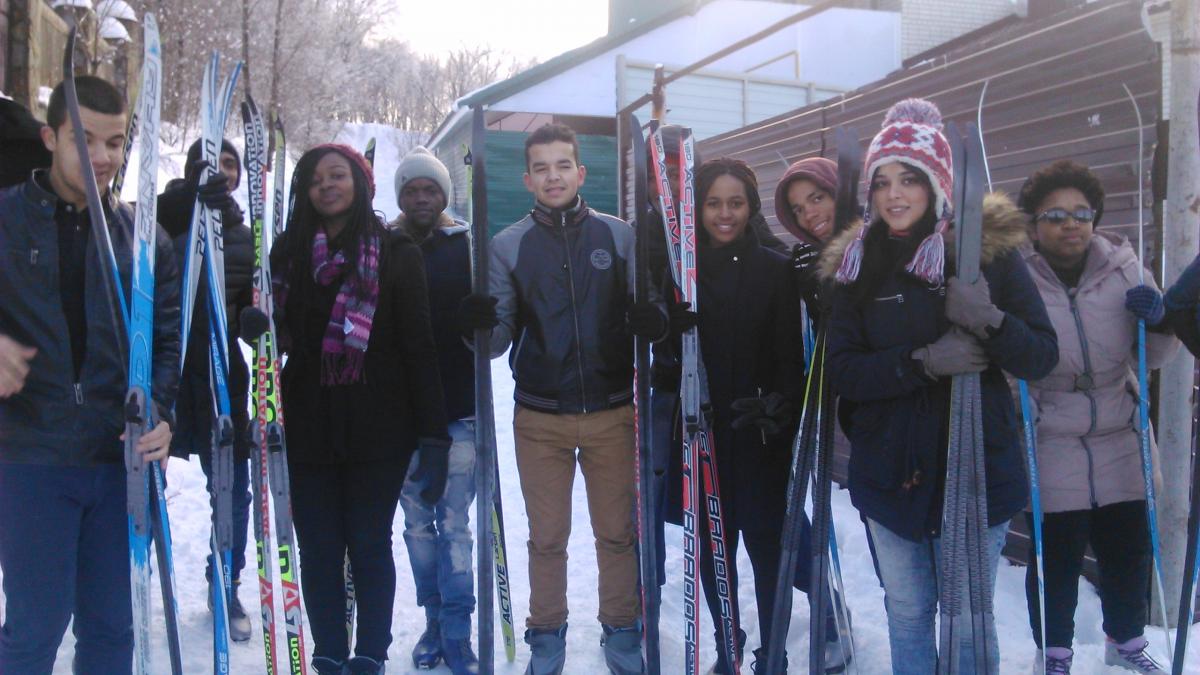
(321, 350, 367, 386)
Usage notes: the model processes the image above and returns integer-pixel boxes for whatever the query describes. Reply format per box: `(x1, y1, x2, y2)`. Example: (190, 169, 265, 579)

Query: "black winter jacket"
(0, 174, 181, 466)
(272, 223, 449, 465)
(664, 227, 805, 531)
(821, 194, 1058, 541)
(487, 197, 663, 414)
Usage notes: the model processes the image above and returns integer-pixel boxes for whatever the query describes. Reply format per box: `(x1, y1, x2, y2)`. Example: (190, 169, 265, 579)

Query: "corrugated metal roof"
(698, 0, 1160, 259)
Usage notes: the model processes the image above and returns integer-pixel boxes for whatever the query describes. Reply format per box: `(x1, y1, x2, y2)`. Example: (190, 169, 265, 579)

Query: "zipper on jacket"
(1067, 288, 1101, 506)
(873, 294, 904, 304)
(73, 382, 83, 405)
(30, 248, 39, 265)
(561, 213, 589, 412)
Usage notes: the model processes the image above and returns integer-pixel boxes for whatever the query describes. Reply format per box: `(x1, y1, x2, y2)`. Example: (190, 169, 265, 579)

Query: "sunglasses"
(1035, 207, 1096, 226)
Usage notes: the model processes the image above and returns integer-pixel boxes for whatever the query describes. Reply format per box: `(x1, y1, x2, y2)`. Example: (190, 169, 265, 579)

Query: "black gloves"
(237, 307, 270, 343)
(412, 437, 452, 505)
(188, 160, 236, 213)
(627, 301, 668, 340)
(790, 242, 820, 274)
(457, 294, 499, 335)
(730, 391, 795, 436)
(667, 300, 698, 337)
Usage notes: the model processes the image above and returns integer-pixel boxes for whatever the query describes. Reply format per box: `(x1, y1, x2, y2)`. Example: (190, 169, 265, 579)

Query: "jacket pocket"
(846, 400, 903, 489)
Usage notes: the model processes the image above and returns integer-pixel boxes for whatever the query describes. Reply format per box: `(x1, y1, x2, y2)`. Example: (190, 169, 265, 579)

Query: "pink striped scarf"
(311, 228, 380, 384)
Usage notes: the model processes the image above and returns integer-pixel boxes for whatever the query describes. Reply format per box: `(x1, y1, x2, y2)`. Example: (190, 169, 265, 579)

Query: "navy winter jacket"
(487, 197, 663, 414)
(821, 194, 1058, 541)
(0, 173, 181, 466)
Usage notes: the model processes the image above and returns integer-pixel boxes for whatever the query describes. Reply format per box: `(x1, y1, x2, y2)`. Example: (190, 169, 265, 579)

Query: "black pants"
(700, 512, 782, 661)
(291, 458, 409, 662)
(1025, 499, 1150, 648)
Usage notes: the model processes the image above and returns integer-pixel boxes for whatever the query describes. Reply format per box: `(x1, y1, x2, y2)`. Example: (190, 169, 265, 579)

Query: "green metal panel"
(484, 130, 619, 238)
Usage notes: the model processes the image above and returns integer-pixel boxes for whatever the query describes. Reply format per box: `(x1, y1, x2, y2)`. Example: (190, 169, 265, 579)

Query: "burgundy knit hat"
(774, 156, 837, 245)
(313, 143, 376, 199)
(834, 98, 955, 286)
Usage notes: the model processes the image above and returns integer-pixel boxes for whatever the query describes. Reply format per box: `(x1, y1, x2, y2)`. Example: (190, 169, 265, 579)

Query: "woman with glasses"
(1017, 159, 1178, 674)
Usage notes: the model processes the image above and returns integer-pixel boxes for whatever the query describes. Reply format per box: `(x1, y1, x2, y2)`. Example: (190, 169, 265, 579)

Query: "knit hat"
(774, 156, 837, 245)
(185, 138, 242, 187)
(312, 143, 376, 200)
(835, 98, 954, 286)
(395, 146, 452, 205)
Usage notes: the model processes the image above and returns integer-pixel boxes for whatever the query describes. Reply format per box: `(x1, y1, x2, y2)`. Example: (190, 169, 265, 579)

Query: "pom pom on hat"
(882, 98, 945, 130)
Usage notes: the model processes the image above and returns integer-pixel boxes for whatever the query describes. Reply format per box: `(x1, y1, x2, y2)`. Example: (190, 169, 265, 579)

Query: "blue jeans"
(199, 451, 252, 584)
(867, 517, 1009, 675)
(0, 462, 132, 674)
(400, 420, 477, 640)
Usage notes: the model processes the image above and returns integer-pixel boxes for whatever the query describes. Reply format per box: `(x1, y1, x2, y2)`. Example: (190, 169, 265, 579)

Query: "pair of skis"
(466, 106, 517, 672)
(647, 124, 740, 674)
(179, 51, 242, 675)
(242, 98, 310, 675)
(63, 19, 183, 674)
(764, 127, 860, 675)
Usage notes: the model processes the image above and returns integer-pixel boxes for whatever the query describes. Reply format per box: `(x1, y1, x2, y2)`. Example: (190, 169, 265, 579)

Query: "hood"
(1021, 229, 1138, 292)
(818, 191, 1027, 283)
(773, 156, 838, 247)
(389, 211, 465, 241)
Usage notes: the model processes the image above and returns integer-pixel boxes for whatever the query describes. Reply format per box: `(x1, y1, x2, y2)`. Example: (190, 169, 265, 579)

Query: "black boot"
(411, 618, 442, 669)
(705, 628, 747, 674)
(750, 647, 787, 674)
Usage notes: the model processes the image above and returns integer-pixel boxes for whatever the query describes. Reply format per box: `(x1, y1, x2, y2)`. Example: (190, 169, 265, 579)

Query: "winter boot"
(1033, 648, 1073, 674)
(311, 656, 347, 675)
(228, 582, 252, 642)
(1104, 637, 1166, 673)
(750, 647, 786, 674)
(411, 618, 442, 668)
(822, 599, 852, 674)
(441, 636, 480, 675)
(346, 655, 386, 675)
(601, 622, 645, 674)
(704, 628, 747, 675)
(524, 623, 568, 675)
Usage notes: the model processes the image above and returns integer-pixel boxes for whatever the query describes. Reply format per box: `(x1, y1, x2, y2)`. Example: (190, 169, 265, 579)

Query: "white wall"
(901, 0, 1018, 59)
(491, 0, 900, 123)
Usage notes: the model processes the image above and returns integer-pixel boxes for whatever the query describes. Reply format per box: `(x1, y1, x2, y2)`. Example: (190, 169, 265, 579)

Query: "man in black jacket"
(159, 137, 256, 641)
(0, 76, 180, 673)
(459, 123, 667, 675)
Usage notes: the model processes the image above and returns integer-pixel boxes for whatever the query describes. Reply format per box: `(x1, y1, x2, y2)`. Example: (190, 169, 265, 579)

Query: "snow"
(4, 125, 1199, 675)
(14, 351, 1198, 673)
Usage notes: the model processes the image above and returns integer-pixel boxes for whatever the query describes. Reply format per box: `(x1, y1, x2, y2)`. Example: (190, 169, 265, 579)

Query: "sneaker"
(312, 656, 347, 675)
(600, 622, 644, 675)
(1104, 637, 1166, 673)
(823, 602, 853, 674)
(411, 618, 442, 669)
(1033, 648, 1073, 674)
(346, 655, 386, 675)
(524, 623, 568, 675)
(441, 637, 480, 675)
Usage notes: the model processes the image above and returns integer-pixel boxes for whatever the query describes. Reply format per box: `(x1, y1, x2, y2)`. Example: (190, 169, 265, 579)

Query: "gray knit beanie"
(395, 146, 452, 205)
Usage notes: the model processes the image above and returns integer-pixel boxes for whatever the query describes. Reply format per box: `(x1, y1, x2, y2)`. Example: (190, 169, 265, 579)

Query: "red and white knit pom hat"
(835, 98, 955, 286)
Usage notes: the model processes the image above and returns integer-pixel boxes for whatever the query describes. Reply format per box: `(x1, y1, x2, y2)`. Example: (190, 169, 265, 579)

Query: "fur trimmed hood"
(388, 211, 466, 239)
(817, 191, 1028, 283)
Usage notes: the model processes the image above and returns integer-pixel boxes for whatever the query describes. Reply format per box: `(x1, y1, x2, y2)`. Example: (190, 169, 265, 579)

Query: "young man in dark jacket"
(0, 75, 180, 673)
(391, 147, 479, 675)
(459, 123, 667, 675)
(159, 137, 256, 641)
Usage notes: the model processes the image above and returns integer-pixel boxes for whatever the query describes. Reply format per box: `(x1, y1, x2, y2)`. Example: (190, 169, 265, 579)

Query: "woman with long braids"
(820, 99, 1058, 674)
(271, 144, 451, 675)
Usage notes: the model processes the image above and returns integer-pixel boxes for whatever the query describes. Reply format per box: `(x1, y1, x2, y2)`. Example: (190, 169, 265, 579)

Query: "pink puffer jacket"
(1023, 233, 1179, 513)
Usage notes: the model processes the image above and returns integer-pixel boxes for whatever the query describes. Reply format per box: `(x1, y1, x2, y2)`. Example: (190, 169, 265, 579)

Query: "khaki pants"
(513, 404, 640, 630)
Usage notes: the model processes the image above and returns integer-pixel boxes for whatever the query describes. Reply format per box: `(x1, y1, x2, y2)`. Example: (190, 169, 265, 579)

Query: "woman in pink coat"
(1018, 160, 1179, 674)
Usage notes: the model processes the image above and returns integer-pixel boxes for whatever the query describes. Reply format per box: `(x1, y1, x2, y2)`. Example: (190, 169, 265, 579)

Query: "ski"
(1175, 396, 1200, 673)
(468, 105, 500, 673)
(627, 112, 661, 673)
(242, 96, 280, 675)
(937, 120, 992, 675)
(111, 108, 138, 202)
(649, 125, 740, 674)
(491, 459, 516, 662)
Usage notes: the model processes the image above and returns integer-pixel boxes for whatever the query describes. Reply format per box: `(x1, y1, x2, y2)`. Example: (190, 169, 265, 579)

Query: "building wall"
(901, 0, 1017, 59)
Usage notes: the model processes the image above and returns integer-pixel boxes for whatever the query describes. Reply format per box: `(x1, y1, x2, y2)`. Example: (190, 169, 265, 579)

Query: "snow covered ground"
(14, 351, 1197, 673)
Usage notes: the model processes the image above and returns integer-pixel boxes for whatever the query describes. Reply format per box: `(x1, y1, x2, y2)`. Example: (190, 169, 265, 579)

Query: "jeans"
(199, 451, 252, 584)
(867, 517, 1010, 675)
(0, 462, 132, 674)
(400, 420, 477, 640)
(291, 458, 408, 662)
(1025, 500, 1150, 648)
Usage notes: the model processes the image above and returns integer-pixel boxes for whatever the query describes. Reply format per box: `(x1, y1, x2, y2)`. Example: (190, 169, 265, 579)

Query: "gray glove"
(945, 275, 1005, 339)
(912, 326, 988, 379)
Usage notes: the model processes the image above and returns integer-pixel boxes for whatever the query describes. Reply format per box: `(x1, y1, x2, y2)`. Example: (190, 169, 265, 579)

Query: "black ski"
(627, 112, 661, 673)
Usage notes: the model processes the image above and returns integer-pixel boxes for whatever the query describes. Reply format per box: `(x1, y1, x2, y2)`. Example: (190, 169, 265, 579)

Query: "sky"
(375, 0, 610, 63)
